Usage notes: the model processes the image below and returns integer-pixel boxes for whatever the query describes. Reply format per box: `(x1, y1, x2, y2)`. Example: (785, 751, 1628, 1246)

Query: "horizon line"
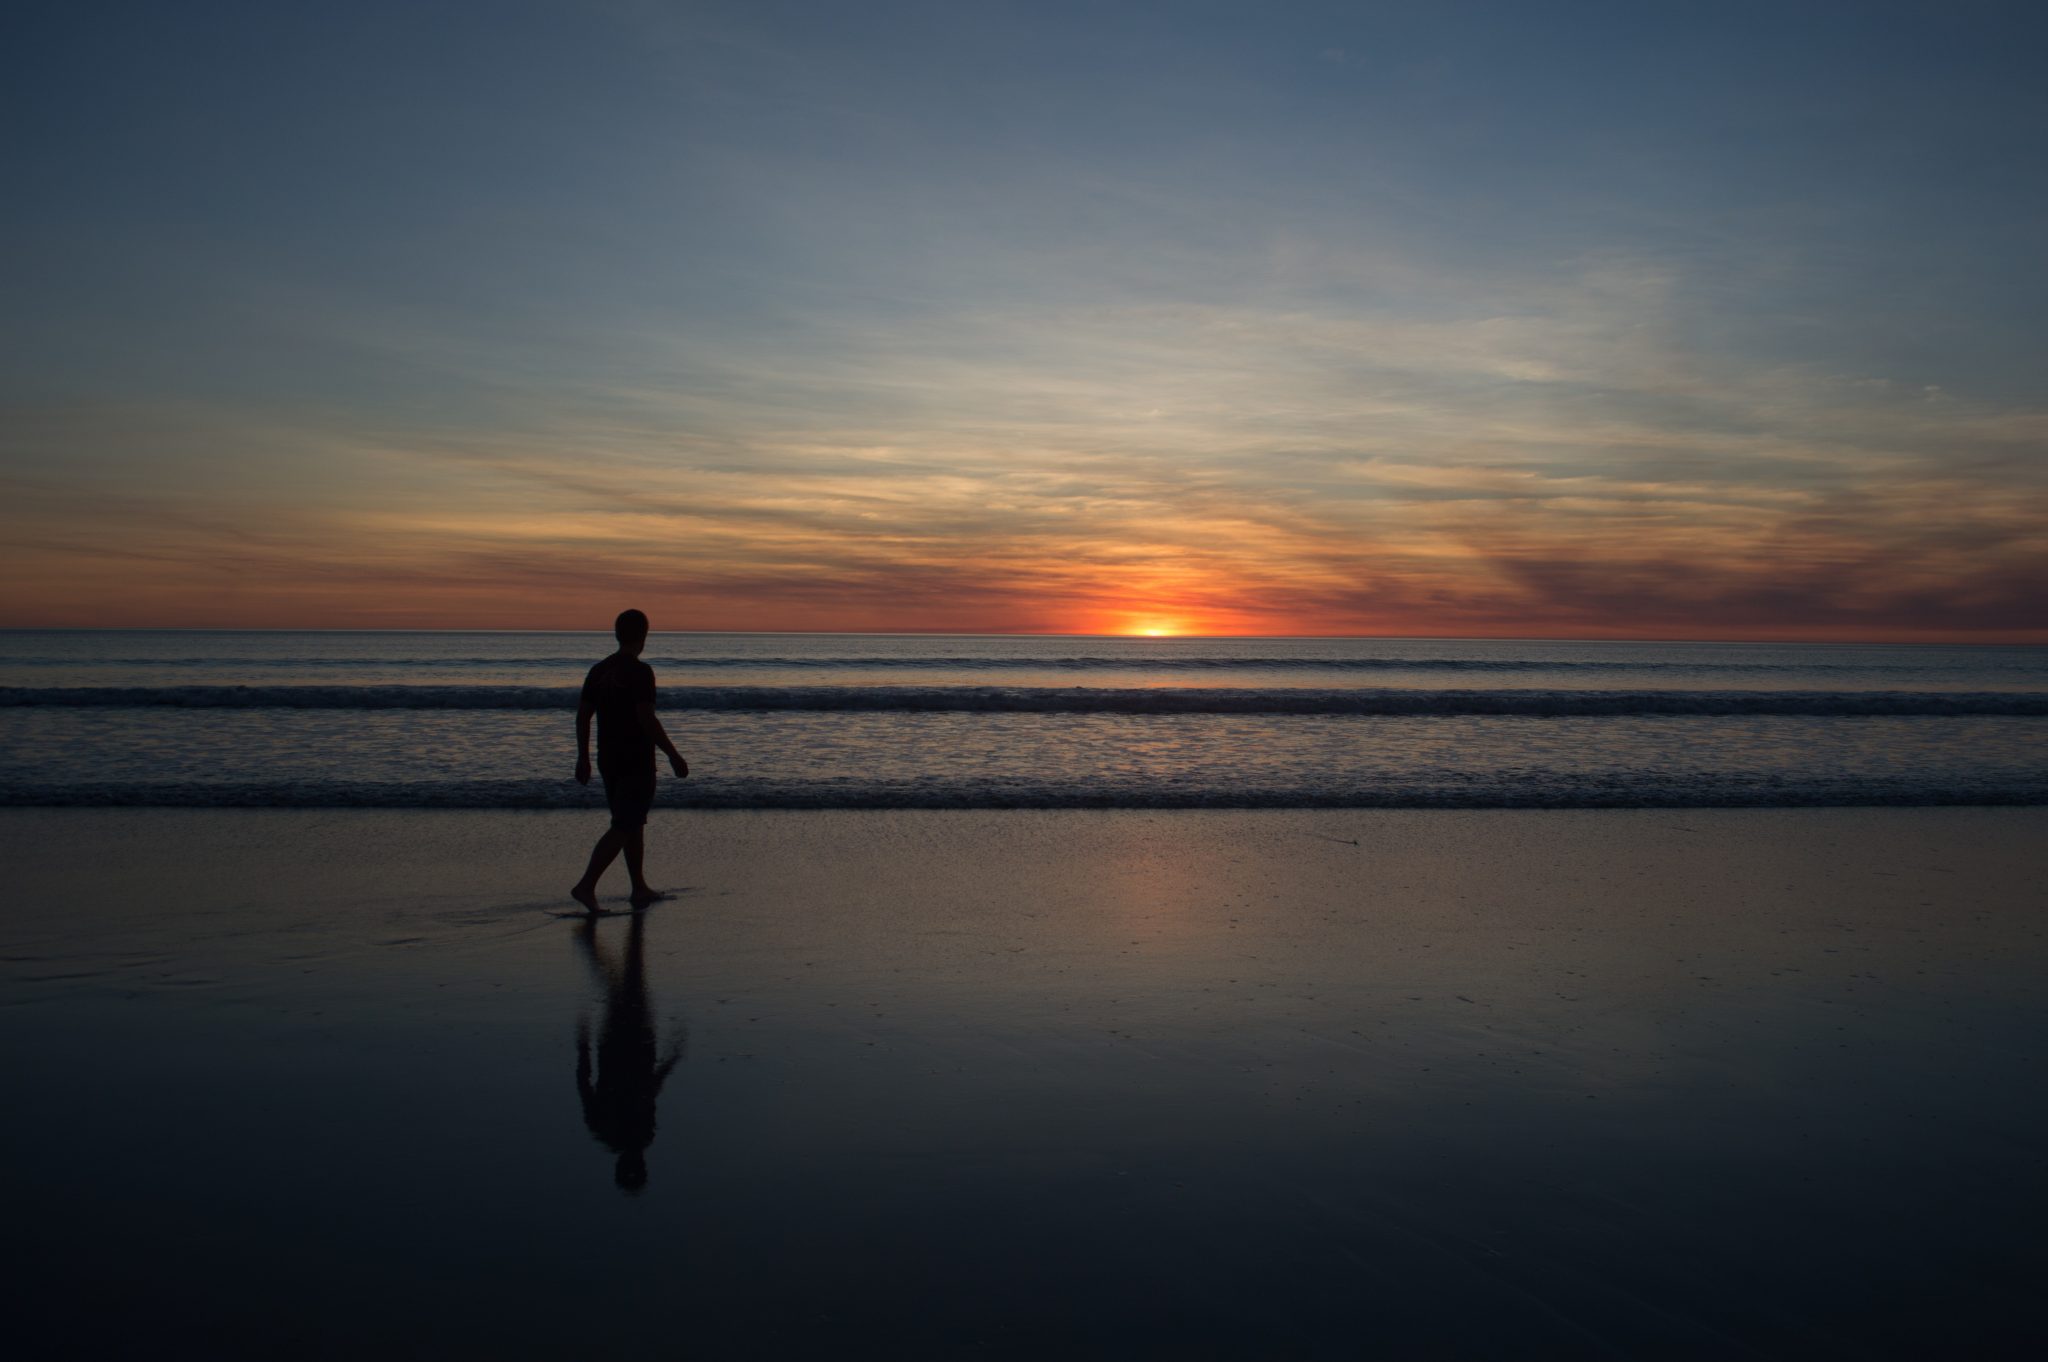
(2, 625, 2043, 649)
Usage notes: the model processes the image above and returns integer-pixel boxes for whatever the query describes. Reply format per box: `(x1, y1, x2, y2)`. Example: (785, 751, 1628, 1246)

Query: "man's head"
(614, 609, 650, 655)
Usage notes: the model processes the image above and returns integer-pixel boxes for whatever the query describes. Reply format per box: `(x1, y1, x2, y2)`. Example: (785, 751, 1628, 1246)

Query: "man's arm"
(575, 700, 595, 784)
(637, 703, 688, 779)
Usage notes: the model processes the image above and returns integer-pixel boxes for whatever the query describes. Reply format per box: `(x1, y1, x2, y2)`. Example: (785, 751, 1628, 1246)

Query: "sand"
(4, 807, 2045, 1359)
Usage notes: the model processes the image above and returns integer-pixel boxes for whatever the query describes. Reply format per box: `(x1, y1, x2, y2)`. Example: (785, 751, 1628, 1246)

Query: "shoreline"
(5, 786, 2046, 809)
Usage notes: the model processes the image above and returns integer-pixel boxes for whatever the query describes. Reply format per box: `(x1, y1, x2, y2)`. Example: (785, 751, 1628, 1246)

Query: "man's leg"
(624, 826, 657, 905)
(571, 826, 626, 909)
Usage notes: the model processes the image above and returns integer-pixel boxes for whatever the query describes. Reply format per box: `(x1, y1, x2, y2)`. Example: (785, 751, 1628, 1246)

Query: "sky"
(3, 0, 2045, 639)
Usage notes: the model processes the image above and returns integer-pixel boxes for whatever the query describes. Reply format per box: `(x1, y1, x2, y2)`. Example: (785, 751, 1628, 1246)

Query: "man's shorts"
(599, 762, 657, 830)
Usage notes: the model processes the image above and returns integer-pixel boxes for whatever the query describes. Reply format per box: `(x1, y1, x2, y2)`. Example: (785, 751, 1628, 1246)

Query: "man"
(571, 609, 688, 910)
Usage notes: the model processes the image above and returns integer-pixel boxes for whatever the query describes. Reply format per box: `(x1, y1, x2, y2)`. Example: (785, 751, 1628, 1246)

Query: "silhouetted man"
(571, 609, 688, 910)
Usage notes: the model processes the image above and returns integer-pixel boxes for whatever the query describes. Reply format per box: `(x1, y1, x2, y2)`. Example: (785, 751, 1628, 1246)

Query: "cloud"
(6, 238, 2045, 639)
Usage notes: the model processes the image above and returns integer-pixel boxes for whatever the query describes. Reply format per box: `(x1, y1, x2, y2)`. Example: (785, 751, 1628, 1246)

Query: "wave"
(6, 653, 2042, 675)
(2, 777, 2042, 810)
(7, 684, 2048, 717)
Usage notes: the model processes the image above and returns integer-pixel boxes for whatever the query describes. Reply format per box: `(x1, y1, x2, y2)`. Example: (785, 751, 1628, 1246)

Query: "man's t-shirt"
(582, 654, 657, 771)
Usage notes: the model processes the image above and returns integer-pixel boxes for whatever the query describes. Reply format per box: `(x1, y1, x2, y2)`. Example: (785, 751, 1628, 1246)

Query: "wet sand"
(4, 808, 2045, 1359)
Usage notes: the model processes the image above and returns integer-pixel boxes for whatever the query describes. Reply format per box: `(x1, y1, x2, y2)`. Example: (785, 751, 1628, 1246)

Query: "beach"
(6, 806, 2044, 1358)
(16, 0, 2048, 1354)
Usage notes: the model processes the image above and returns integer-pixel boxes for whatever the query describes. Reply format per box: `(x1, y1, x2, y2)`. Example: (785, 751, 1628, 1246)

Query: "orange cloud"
(7, 279, 2047, 641)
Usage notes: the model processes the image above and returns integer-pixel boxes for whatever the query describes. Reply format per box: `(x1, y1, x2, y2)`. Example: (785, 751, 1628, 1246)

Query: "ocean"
(3, 630, 2045, 808)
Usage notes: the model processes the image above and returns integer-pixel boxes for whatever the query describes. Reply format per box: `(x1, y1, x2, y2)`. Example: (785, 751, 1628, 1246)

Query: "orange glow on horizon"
(6, 469, 2047, 643)
(1094, 606, 1229, 637)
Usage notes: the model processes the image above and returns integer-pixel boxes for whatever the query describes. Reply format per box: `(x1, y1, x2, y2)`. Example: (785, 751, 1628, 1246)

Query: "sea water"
(2, 630, 2045, 807)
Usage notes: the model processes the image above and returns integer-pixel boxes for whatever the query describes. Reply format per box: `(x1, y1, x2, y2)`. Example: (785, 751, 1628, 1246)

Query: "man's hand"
(575, 755, 592, 786)
(669, 753, 689, 780)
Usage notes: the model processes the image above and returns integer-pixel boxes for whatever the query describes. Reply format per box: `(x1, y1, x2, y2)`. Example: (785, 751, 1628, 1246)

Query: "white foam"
(5, 684, 2046, 717)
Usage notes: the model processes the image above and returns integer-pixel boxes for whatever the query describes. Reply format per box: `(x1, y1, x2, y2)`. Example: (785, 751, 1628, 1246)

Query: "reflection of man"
(576, 913, 684, 1194)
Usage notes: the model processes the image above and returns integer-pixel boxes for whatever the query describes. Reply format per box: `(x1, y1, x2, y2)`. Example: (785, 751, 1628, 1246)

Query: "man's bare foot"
(629, 886, 666, 908)
(569, 883, 601, 913)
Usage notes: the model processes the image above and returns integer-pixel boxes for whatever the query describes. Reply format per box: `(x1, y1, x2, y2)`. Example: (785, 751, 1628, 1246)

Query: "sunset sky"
(4, 0, 2045, 639)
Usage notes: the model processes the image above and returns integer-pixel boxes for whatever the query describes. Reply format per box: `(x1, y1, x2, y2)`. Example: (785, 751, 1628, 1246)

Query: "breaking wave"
(3, 775, 2043, 809)
(6, 684, 2048, 717)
